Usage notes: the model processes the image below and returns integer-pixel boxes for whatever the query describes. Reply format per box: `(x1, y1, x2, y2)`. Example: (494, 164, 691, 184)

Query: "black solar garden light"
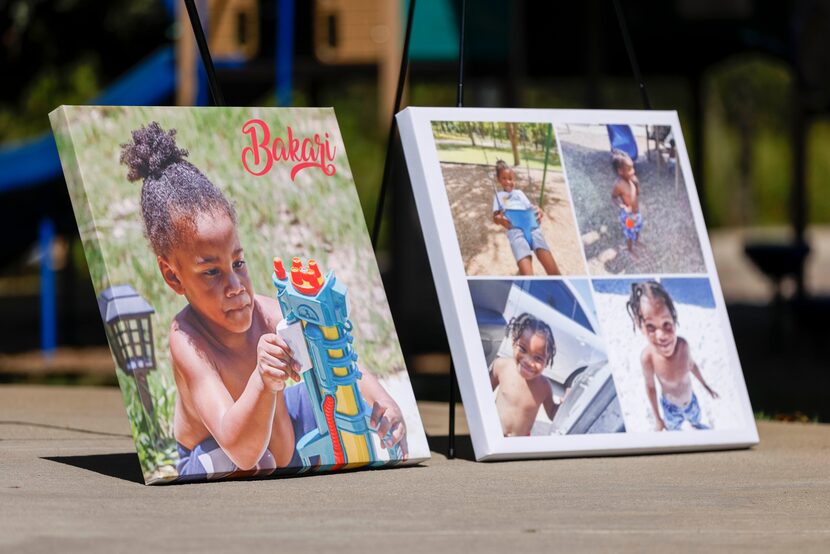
(98, 285, 156, 416)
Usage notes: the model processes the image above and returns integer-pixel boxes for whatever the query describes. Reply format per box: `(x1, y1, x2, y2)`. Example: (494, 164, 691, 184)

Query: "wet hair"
(626, 281, 678, 332)
(120, 122, 236, 258)
(506, 313, 556, 367)
(611, 149, 633, 173)
(495, 159, 511, 178)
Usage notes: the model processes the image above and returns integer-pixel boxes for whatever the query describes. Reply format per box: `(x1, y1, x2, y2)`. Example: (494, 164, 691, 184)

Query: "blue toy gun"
(272, 256, 402, 470)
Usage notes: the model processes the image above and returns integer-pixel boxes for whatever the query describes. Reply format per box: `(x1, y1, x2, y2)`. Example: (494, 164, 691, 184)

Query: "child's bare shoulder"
(640, 346, 655, 369)
(253, 294, 281, 329)
(530, 375, 553, 399)
(492, 355, 514, 374)
(169, 307, 216, 374)
(675, 336, 690, 358)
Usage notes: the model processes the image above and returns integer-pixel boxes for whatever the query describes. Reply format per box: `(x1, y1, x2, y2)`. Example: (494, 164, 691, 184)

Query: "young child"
(121, 123, 408, 478)
(610, 149, 643, 255)
(492, 160, 560, 276)
(626, 281, 719, 431)
(490, 313, 558, 436)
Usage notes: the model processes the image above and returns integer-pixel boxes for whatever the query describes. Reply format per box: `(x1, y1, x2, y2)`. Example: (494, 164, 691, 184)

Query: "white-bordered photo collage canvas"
(397, 107, 758, 461)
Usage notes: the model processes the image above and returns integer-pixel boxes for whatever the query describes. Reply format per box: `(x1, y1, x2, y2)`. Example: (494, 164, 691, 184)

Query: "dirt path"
(557, 125, 706, 275)
(440, 163, 586, 276)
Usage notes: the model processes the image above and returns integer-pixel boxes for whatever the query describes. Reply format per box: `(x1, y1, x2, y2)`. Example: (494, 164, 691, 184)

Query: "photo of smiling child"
(592, 278, 746, 433)
(490, 313, 558, 436)
(431, 121, 586, 276)
(492, 160, 560, 275)
(625, 281, 718, 431)
(51, 106, 429, 483)
(469, 279, 625, 437)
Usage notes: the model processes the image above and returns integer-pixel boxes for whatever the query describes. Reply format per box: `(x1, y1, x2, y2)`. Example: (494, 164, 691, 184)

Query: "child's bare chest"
(652, 352, 690, 387)
(617, 181, 637, 202)
(499, 371, 546, 410)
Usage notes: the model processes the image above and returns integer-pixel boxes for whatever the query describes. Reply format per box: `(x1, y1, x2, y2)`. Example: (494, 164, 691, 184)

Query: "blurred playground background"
(432, 121, 585, 276)
(2, 1, 830, 423)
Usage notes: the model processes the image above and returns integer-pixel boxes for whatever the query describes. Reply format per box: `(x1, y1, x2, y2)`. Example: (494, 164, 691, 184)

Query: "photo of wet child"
(431, 121, 586, 276)
(469, 279, 625, 437)
(592, 278, 746, 433)
(52, 106, 429, 483)
(557, 123, 706, 275)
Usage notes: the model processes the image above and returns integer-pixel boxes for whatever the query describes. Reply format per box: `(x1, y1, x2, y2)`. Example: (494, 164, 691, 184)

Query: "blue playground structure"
(606, 124, 639, 160)
(0, 47, 177, 195)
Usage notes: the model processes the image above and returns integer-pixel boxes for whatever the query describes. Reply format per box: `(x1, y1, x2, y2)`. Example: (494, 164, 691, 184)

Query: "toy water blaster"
(271, 257, 402, 470)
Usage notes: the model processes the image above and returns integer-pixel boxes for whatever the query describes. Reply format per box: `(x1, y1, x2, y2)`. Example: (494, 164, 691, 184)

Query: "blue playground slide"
(0, 46, 176, 194)
(606, 124, 638, 160)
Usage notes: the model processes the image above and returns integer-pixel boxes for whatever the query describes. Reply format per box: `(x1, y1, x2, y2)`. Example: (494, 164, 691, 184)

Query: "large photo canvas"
(51, 106, 429, 484)
(397, 107, 758, 460)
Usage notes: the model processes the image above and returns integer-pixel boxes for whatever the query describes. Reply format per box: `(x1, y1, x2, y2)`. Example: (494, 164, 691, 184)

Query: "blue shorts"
(619, 209, 643, 241)
(176, 383, 317, 479)
(660, 392, 709, 431)
(506, 226, 549, 262)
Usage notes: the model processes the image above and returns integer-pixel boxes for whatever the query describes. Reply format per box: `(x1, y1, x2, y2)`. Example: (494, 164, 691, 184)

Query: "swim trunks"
(175, 383, 317, 479)
(619, 208, 643, 241)
(660, 392, 709, 431)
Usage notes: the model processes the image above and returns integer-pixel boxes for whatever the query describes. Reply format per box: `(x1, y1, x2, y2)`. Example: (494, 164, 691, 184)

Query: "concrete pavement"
(1, 385, 828, 553)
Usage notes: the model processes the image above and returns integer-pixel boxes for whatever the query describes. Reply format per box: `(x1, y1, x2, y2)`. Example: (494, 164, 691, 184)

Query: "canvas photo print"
(556, 123, 706, 275)
(591, 278, 747, 433)
(398, 107, 757, 460)
(432, 121, 585, 277)
(51, 106, 429, 484)
(469, 279, 624, 437)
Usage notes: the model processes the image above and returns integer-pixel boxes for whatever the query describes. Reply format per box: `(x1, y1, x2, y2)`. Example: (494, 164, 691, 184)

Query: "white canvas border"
(397, 107, 759, 461)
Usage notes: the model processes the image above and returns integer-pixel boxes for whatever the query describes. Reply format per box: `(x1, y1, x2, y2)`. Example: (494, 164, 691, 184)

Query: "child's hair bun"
(120, 122, 189, 182)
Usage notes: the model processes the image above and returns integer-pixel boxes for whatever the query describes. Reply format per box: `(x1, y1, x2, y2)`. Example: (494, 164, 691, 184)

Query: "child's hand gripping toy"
(272, 257, 402, 470)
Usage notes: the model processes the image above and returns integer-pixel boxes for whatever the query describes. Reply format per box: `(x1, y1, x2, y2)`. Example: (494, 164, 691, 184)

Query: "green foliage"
(704, 56, 794, 227)
(0, 57, 100, 141)
(431, 121, 561, 170)
(117, 368, 177, 481)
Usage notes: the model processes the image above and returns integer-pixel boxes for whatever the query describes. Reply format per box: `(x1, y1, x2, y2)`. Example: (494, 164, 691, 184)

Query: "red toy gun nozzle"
(308, 259, 323, 285)
(290, 266, 303, 287)
(273, 257, 286, 280)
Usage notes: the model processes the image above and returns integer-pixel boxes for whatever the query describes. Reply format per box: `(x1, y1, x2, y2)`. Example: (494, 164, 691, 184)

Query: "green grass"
(433, 142, 561, 171)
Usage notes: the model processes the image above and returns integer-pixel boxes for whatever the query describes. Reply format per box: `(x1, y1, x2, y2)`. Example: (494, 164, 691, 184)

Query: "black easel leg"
(448, 362, 456, 459)
(371, 0, 417, 249)
(183, 0, 225, 106)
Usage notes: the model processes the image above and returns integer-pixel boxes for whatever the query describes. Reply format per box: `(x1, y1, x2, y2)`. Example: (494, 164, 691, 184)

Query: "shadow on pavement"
(43, 453, 144, 484)
(427, 434, 476, 461)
